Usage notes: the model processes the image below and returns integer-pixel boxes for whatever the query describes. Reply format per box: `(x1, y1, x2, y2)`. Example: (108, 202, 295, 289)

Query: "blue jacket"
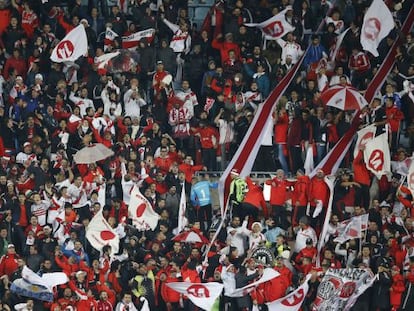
(190, 180, 218, 207)
(243, 64, 270, 98)
(303, 44, 327, 68)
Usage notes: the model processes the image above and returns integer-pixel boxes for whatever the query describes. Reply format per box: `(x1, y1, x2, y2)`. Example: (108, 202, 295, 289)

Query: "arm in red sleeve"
(57, 14, 74, 34)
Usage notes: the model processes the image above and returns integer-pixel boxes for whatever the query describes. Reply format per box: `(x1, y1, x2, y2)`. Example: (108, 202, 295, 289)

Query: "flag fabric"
(86, 208, 119, 254)
(11, 266, 68, 302)
(353, 124, 376, 158)
(245, 8, 295, 40)
(316, 176, 335, 261)
(330, 28, 350, 62)
(51, 25, 88, 63)
(360, 0, 394, 57)
(363, 133, 391, 179)
(334, 214, 369, 244)
(166, 282, 223, 311)
(122, 28, 155, 49)
(104, 27, 119, 51)
(129, 186, 160, 231)
(233, 268, 280, 295)
(313, 268, 375, 310)
(267, 274, 311, 311)
(175, 185, 188, 234)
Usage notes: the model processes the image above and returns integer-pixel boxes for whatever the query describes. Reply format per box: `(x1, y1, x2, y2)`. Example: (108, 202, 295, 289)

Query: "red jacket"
(243, 177, 268, 216)
(251, 266, 292, 303)
(194, 126, 219, 149)
(390, 273, 405, 308)
(109, 202, 128, 222)
(107, 271, 123, 294)
(0, 253, 19, 277)
(211, 39, 241, 64)
(161, 274, 181, 303)
(55, 255, 79, 277)
(154, 156, 174, 174)
(3, 56, 27, 79)
(266, 177, 288, 206)
(292, 175, 310, 206)
(295, 246, 317, 264)
(274, 113, 289, 144)
(386, 106, 404, 132)
(348, 51, 370, 73)
(178, 163, 204, 183)
(353, 150, 371, 186)
(309, 177, 329, 207)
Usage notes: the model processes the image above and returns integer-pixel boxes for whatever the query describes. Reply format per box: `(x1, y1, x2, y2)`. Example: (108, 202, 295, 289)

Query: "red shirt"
(274, 113, 289, 144)
(195, 126, 219, 149)
(266, 177, 288, 206)
(348, 52, 370, 73)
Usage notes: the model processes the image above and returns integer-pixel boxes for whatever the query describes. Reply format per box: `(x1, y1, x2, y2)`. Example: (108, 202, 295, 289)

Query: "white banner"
(122, 28, 155, 49)
(363, 133, 391, 179)
(129, 186, 160, 231)
(51, 24, 88, 63)
(353, 124, 376, 158)
(361, 0, 394, 57)
(267, 274, 311, 311)
(166, 282, 223, 311)
(86, 208, 119, 254)
(104, 27, 119, 51)
(312, 268, 375, 311)
(245, 8, 295, 40)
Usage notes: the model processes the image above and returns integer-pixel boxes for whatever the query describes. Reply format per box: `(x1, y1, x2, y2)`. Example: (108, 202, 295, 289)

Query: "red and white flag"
(267, 274, 311, 311)
(334, 214, 369, 244)
(353, 124, 376, 157)
(233, 268, 280, 295)
(175, 185, 188, 234)
(363, 133, 391, 179)
(166, 282, 223, 311)
(245, 8, 295, 40)
(122, 28, 155, 49)
(51, 24, 88, 63)
(104, 27, 119, 51)
(86, 208, 119, 254)
(360, 0, 394, 57)
(129, 186, 160, 231)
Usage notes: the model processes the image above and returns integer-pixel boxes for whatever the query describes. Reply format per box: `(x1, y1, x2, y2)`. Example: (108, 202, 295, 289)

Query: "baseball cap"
(230, 168, 240, 176)
(35, 73, 43, 81)
(8, 244, 15, 248)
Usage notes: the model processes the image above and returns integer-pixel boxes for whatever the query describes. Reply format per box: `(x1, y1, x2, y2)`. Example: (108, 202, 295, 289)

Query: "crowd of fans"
(0, 0, 413, 310)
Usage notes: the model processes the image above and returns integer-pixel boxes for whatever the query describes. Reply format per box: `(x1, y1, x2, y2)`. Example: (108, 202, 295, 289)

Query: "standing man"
(266, 169, 290, 230)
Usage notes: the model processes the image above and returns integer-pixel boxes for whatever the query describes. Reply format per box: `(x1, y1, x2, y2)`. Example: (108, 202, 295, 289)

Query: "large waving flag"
(353, 124, 376, 157)
(86, 208, 119, 254)
(166, 282, 223, 311)
(122, 28, 156, 49)
(361, 0, 394, 57)
(363, 133, 391, 179)
(267, 274, 311, 311)
(245, 8, 295, 40)
(233, 268, 280, 295)
(51, 25, 88, 63)
(129, 186, 160, 231)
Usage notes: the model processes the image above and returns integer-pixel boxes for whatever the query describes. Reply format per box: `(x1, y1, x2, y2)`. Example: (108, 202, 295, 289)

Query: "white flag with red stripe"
(245, 8, 295, 40)
(104, 27, 119, 51)
(360, 0, 394, 57)
(122, 28, 156, 49)
(363, 133, 391, 179)
(166, 282, 223, 311)
(267, 274, 311, 311)
(129, 186, 160, 231)
(86, 208, 119, 254)
(51, 25, 88, 63)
